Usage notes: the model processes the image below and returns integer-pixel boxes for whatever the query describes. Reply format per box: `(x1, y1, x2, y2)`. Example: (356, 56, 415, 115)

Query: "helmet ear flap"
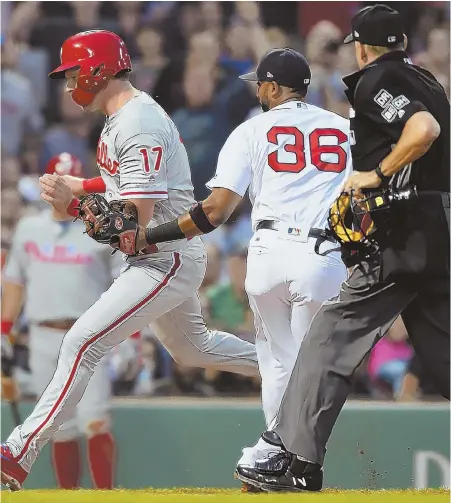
(77, 63, 114, 94)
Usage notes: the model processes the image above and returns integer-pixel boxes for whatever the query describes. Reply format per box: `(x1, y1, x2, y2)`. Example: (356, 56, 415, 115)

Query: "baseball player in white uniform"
(1, 31, 258, 491)
(2, 154, 121, 490)
(72, 47, 352, 488)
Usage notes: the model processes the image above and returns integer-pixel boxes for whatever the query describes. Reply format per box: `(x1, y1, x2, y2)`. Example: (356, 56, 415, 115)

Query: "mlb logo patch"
(381, 104, 397, 123)
(374, 89, 393, 108)
(288, 227, 302, 236)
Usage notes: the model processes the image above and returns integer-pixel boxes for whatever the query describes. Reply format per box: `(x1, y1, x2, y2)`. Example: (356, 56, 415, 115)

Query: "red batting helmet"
(46, 153, 84, 177)
(48, 30, 132, 107)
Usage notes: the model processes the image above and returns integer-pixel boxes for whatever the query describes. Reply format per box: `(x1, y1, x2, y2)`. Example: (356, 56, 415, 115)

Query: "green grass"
(1, 489, 449, 503)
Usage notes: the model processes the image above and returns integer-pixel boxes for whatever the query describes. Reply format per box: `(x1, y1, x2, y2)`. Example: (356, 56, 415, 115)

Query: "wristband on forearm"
(1, 320, 13, 335)
(145, 219, 186, 246)
(67, 198, 81, 218)
(82, 177, 106, 194)
(375, 164, 390, 184)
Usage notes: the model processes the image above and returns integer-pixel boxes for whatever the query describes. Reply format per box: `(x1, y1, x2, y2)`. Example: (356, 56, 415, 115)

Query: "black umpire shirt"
(342, 51, 450, 281)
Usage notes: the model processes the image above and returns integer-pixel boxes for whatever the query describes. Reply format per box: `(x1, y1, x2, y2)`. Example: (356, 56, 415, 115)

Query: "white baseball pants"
(7, 239, 258, 472)
(29, 325, 111, 441)
(238, 228, 346, 466)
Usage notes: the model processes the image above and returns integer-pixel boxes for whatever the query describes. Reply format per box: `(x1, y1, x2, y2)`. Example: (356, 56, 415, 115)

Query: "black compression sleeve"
(145, 219, 186, 246)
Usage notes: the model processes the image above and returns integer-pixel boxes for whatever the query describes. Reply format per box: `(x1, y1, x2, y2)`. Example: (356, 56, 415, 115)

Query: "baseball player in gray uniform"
(2, 153, 120, 489)
(1, 31, 257, 491)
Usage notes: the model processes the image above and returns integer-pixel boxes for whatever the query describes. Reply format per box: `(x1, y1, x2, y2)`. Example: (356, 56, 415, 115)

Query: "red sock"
(88, 432, 116, 489)
(52, 439, 81, 489)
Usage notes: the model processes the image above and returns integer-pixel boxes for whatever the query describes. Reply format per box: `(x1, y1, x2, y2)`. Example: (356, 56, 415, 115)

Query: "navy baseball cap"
(344, 4, 405, 47)
(239, 48, 311, 90)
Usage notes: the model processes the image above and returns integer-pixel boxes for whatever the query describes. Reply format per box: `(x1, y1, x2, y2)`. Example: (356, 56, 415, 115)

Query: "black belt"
(256, 220, 339, 255)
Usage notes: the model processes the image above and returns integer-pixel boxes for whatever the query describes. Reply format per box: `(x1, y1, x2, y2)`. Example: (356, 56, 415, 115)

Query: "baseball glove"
(77, 194, 142, 255)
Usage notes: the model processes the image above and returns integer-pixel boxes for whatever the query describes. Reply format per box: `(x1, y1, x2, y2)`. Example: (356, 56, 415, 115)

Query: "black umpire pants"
(272, 197, 450, 466)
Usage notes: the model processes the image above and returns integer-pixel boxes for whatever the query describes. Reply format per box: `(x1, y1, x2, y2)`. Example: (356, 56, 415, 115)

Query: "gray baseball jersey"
(97, 91, 197, 255)
(3, 210, 121, 323)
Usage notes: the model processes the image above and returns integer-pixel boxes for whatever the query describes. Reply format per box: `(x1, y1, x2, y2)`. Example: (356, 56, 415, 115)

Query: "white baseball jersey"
(208, 101, 352, 234)
(96, 91, 196, 254)
(3, 210, 121, 323)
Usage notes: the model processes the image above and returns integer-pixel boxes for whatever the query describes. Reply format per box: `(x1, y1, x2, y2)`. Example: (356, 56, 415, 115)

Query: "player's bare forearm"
(178, 212, 205, 238)
(61, 176, 88, 197)
(1, 282, 25, 326)
(138, 188, 243, 249)
(343, 111, 441, 197)
(128, 198, 156, 227)
(379, 111, 440, 177)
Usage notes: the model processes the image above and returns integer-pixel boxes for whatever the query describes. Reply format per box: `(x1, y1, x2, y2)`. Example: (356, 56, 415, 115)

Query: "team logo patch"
(381, 104, 397, 123)
(392, 94, 410, 110)
(115, 217, 123, 230)
(374, 89, 393, 108)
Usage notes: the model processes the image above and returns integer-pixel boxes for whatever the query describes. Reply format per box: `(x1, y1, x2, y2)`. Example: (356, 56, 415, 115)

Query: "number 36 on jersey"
(267, 126, 348, 174)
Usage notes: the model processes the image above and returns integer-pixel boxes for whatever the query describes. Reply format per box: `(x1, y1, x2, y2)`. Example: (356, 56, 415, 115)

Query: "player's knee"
(61, 323, 105, 369)
(60, 323, 89, 355)
(84, 418, 111, 438)
(171, 344, 210, 368)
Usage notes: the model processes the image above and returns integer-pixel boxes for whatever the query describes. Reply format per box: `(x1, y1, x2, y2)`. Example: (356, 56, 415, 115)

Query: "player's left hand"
(39, 174, 74, 213)
(342, 170, 381, 199)
(77, 194, 148, 255)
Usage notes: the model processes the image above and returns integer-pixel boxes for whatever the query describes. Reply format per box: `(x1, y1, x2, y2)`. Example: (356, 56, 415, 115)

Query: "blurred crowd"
(1, 1, 449, 401)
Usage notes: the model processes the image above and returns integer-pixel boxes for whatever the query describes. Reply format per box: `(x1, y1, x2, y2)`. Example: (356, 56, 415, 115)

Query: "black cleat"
(235, 465, 267, 491)
(237, 451, 323, 492)
(235, 431, 286, 493)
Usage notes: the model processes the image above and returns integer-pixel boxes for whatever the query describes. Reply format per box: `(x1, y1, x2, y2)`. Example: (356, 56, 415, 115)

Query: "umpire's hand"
(342, 170, 382, 199)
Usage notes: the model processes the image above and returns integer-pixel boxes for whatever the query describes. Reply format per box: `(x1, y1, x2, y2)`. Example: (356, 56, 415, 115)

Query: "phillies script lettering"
(24, 242, 94, 265)
(97, 141, 119, 175)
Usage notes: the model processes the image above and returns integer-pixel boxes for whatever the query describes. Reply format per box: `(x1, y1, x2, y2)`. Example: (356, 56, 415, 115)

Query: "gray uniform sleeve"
(116, 132, 169, 200)
(3, 220, 28, 285)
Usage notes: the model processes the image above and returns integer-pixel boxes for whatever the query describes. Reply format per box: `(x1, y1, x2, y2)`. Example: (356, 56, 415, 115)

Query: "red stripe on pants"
(15, 253, 181, 462)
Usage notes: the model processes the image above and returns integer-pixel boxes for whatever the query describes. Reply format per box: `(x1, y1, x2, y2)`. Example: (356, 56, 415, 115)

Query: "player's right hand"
(1, 332, 20, 402)
(61, 175, 87, 197)
(39, 174, 74, 214)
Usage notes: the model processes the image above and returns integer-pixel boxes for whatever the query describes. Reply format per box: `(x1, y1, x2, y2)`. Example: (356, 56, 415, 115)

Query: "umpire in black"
(236, 4, 450, 492)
